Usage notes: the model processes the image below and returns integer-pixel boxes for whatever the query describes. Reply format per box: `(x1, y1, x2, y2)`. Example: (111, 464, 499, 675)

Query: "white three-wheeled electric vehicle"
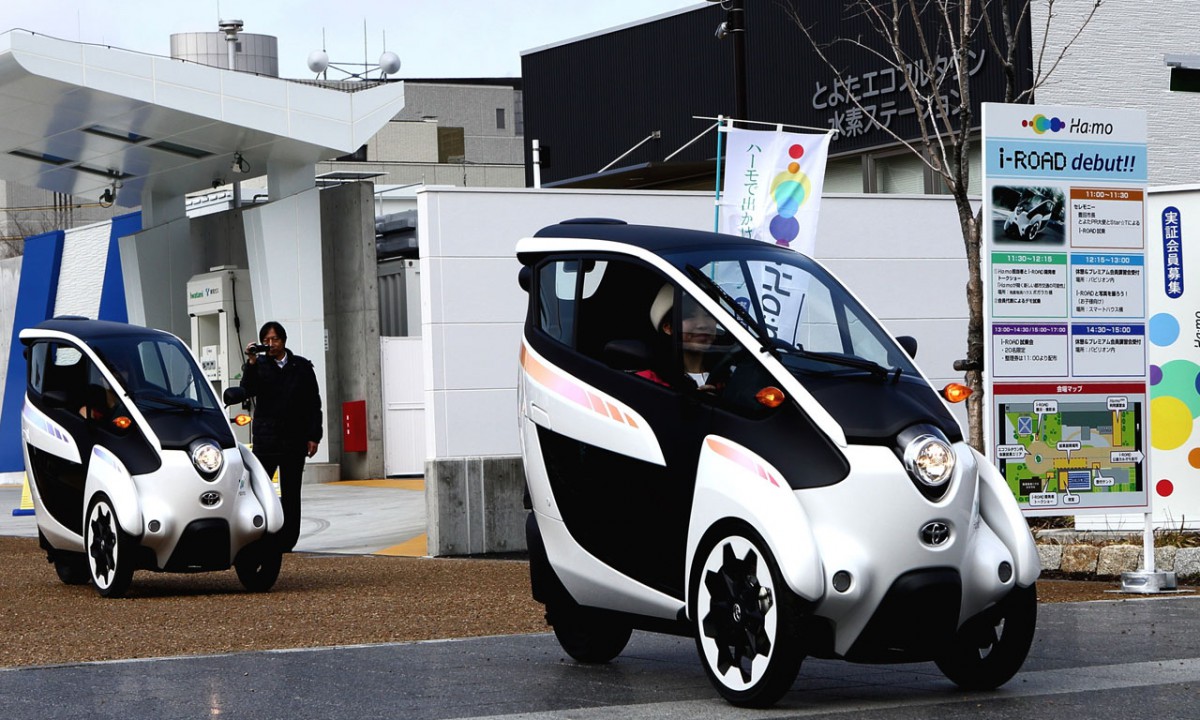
(516, 220, 1040, 707)
(20, 318, 284, 597)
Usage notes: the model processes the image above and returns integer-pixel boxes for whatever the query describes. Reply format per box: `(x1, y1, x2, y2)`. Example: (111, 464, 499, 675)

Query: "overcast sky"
(3, 1, 704, 79)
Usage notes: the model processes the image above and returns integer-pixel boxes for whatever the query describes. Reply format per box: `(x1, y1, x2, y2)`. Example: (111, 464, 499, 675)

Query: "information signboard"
(982, 104, 1149, 515)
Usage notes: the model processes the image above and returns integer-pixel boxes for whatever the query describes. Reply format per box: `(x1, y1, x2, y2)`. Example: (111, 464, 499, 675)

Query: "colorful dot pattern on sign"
(1023, 114, 1065, 134)
(768, 144, 812, 247)
(1149, 311, 1200, 498)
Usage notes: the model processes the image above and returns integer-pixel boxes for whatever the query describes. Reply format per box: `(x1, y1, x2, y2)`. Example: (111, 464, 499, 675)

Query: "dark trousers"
(253, 447, 307, 552)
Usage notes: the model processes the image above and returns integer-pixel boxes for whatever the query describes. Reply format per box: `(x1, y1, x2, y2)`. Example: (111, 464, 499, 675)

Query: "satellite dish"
(307, 50, 330, 74)
(379, 51, 401, 76)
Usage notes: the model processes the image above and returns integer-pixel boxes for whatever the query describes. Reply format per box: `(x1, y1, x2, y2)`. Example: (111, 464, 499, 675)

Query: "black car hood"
(798, 375, 963, 445)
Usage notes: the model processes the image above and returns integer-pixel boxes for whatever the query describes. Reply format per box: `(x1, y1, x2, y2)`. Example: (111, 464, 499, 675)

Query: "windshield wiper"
(786, 346, 901, 382)
(134, 393, 198, 411)
(684, 264, 775, 355)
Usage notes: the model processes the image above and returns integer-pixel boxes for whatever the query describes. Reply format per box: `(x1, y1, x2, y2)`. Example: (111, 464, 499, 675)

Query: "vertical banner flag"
(718, 127, 832, 256)
(717, 126, 831, 344)
(1146, 192, 1200, 529)
(982, 103, 1149, 517)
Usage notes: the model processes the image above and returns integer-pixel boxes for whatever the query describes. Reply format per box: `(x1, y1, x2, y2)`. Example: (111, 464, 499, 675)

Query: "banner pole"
(713, 115, 725, 232)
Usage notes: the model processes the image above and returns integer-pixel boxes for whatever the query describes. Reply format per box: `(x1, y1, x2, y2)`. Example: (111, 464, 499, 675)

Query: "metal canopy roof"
(0, 31, 406, 208)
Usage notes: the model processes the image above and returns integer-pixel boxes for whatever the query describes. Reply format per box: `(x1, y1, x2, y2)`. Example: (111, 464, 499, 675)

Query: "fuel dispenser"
(186, 266, 256, 443)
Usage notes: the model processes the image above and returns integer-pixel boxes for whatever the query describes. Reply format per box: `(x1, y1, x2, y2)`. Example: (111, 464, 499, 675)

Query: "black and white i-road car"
(516, 220, 1040, 707)
(19, 318, 284, 598)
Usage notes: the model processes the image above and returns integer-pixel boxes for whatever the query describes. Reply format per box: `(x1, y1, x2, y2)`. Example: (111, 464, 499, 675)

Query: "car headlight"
(904, 434, 955, 487)
(190, 440, 224, 477)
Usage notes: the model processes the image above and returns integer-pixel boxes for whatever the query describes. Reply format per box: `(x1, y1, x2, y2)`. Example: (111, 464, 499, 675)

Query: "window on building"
(870, 151, 926, 194)
(496, 108, 506, 130)
(823, 156, 865, 193)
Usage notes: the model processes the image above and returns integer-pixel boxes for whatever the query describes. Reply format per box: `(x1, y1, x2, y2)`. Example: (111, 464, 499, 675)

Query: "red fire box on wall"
(343, 400, 367, 452)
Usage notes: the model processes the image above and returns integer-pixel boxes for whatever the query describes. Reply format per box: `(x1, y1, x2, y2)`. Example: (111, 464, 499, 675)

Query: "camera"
(249, 343, 269, 354)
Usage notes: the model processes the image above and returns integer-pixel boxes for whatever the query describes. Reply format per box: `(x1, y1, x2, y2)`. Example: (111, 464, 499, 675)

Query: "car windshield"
(665, 245, 921, 382)
(88, 334, 220, 413)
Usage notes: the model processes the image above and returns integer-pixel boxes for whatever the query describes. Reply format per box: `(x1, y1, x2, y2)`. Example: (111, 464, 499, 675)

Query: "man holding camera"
(240, 321, 323, 552)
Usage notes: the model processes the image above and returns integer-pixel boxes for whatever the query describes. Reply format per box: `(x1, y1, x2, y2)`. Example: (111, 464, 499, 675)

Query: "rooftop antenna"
(307, 22, 400, 81)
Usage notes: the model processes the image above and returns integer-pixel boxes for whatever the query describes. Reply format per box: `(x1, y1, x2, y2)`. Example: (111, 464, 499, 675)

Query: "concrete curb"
(1036, 539, 1200, 581)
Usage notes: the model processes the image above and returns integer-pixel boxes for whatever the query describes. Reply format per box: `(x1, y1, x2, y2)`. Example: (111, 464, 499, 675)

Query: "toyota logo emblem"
(200, 491, 221, 507)
(920, 521, 951, 546)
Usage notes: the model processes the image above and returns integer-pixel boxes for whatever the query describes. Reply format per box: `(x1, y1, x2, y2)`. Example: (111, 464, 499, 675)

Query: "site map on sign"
(996, 398, 1143, 507)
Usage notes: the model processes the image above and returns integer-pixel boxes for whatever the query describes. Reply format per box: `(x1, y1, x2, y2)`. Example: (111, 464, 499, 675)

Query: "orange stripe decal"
(522, 343, 634, 428)
(706, 437, 781, 487)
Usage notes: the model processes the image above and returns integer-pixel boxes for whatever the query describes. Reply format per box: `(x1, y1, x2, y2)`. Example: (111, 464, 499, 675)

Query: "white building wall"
(0, 255, 20, 415)
(1033, 0, 1200, 187)
(417, 187, 971, 462)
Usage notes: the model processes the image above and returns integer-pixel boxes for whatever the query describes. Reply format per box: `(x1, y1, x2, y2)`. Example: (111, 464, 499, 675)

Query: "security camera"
(99, 188, 114, 207)
(714, 21, 729, 39)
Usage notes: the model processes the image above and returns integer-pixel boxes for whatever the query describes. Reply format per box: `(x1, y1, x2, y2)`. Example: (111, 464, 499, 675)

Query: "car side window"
(573, 259, 664, 367)
(27, 342, 48, 394)
(537, 261, 577, 346)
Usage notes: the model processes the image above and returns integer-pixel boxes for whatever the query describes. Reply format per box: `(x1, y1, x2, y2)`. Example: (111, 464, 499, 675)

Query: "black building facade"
(521, 1, 1033, 190)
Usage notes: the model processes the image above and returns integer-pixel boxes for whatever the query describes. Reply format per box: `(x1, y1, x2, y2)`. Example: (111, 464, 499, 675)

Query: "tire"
(85, 493, 135, 598)
(549, 603, 633, 664)
(53, 552, 91, 585)
(235, 541, 283, 592)
(691, 523, 804, 708)
(935, 583, 1038, 690)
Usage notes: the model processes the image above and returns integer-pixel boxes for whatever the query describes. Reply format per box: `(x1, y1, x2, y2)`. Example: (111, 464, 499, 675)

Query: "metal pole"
(731, 0, 747, 123)
(532, 139, 542, 189)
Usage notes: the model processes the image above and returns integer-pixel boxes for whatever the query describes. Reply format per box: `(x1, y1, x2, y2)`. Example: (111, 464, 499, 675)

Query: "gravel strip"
(1, 536, 1188, 669)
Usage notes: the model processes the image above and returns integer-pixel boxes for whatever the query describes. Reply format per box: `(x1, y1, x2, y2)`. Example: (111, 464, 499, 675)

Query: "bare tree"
(784, 0, 1101, 451)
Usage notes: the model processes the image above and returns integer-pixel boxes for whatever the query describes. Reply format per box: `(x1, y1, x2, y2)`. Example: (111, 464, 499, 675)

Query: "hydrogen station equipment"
(186, 266, 256, 442)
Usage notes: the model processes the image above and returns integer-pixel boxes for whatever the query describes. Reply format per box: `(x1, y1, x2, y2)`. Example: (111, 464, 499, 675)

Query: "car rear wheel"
(549, 602, 633, 663)
(85, 493, 135, 598)
(935, 582, 1037, 690)
(53, 552, 91, 585)
(235, 540, 283, 592)
(691, 523, 804, 708)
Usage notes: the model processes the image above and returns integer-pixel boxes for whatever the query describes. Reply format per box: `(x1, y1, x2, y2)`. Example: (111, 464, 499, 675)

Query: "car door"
(526, 256, 711, 599)
(22, 340, 94, 536)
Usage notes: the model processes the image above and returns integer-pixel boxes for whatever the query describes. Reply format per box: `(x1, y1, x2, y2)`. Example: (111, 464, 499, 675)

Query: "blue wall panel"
(0, 230, 66, 471)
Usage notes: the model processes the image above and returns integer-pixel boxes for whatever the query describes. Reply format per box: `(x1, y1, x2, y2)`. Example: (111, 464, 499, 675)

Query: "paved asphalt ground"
(6, 483, 1200, 717)
(2, 594, 1200, 719)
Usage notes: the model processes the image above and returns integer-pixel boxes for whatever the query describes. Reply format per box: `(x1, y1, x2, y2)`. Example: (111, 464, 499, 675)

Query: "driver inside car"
(637, 284, 725, 393)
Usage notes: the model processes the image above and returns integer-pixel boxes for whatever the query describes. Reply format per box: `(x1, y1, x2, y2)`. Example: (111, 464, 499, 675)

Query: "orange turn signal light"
(112, 416, 132, 430)
(234, 414, 252, 426)
(942, 382, 972, 404)
(755, 386, 786, 408)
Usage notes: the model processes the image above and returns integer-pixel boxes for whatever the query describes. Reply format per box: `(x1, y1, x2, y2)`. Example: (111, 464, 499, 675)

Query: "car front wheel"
(85, 493, 135, 598)
(235, 540, 283, 592)
(691, 522, 804, 708)
(935, 582, 1037, 690)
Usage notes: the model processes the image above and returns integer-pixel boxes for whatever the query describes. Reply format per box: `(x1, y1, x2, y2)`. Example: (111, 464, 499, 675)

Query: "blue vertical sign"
(1162, 206, 1184, 299)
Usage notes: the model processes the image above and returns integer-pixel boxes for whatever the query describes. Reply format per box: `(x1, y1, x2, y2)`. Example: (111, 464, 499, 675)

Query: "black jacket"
(240, 349, 323, 452)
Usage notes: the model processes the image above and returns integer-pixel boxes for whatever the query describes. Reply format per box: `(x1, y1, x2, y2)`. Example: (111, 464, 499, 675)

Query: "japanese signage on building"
(982, 103, 1149, 515)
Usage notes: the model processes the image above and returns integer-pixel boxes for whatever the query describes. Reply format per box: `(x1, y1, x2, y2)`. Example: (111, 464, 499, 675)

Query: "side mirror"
(603, 339, 651, 371)
(223, 386, 247, 406)
(896, 335, 918, 359)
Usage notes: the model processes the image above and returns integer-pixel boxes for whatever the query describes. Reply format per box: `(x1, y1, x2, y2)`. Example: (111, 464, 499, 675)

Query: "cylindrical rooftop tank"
(170, 31, 279, 76)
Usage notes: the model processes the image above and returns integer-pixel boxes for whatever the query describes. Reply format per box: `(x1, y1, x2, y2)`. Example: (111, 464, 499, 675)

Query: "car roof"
(530, 218, 765, 256)
(24, 317, 170, 343)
